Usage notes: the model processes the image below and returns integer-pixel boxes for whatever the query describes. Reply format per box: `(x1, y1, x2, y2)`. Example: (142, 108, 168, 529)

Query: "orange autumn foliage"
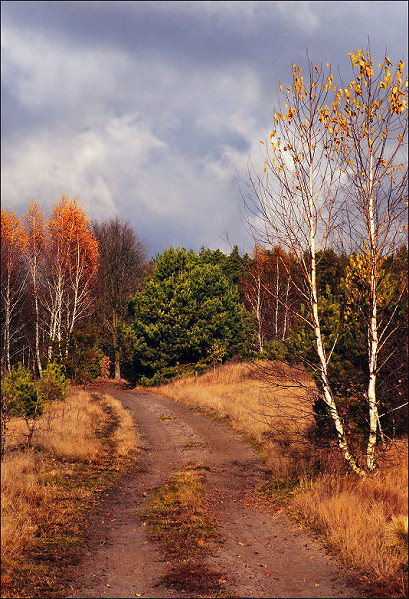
(46, 195, 100, 348)
(48, 195, 99, 281)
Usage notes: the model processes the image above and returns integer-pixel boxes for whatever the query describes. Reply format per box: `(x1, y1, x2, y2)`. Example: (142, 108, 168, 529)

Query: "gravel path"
(67, 386, 365, 598)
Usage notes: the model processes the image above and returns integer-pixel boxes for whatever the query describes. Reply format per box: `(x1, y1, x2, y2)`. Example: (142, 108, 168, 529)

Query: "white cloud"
(1, 25, 126, 122)
(1, 17, 268, 254)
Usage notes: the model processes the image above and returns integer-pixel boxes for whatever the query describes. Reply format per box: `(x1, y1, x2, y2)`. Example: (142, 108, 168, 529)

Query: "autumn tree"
(242, 245, 269, 352)
(44, 196, 99, 360)
(246, 49, 407, 475)
(92, 217, 146, 380)
(21, 203, 46, 375)
(241, 245, 297, 352)
(1, 210, 28, 372)
(321, 49, 408, 470)
(245, 56, 366, 474)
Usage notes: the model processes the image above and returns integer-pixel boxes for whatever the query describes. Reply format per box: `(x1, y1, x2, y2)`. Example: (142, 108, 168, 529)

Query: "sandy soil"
(67, 386, 365, 598)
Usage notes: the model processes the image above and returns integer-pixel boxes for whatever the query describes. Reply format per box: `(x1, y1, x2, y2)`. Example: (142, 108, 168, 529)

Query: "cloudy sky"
(1, 1, 407, 257)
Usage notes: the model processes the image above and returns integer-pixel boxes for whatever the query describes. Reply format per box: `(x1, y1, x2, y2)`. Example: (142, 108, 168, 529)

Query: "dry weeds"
(291, 440, 408, 597)
(142, 465, 223, 595)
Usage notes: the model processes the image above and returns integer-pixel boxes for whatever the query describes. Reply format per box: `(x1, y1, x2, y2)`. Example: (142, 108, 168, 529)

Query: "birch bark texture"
(44, 196, 99, 360)
(1, 210, 28, 372)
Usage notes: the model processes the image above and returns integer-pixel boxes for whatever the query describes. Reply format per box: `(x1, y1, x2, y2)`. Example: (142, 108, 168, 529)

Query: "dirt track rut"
(67, 386, 364, 598)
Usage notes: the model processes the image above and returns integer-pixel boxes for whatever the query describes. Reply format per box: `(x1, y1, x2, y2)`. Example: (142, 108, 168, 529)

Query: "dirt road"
(67, 386, 364, 598)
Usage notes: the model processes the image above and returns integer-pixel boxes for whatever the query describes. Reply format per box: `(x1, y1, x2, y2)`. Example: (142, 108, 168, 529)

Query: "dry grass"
(291, 439, 408, 597)
(157, 361, 409, 598)
(157, 360, 317, 479)
(103, 393, 139, 459)
(1, 386, 139, 598)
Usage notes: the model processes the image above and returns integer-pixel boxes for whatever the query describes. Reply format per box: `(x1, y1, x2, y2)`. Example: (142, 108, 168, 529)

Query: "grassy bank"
(1, 386, 140, 599)
(156, 361, 408, 598)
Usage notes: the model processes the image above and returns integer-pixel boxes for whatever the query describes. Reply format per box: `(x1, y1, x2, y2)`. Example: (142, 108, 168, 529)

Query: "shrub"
(262, 339, 288, 361)
(64, 326, 103, 384)
(37, 361, 67, 404)
(1, 365, 41, 449)
(1, 363, 67, 451)
(2, 364, 40, 419)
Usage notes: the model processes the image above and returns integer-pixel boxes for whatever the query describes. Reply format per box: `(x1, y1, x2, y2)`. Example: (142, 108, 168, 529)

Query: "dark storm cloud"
(4, 2, 406, 71)
(1, 1, 407, 256)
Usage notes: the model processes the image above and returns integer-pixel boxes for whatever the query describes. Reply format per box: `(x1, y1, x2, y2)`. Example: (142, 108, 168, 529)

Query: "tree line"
(1, 196, 407, 470)
(2, 198, 406, 437)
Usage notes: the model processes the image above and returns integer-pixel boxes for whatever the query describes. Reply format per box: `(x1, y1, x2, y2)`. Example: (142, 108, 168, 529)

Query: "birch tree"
(1, 210, 28, 372)
(324, 49, 408, 470)
(45, 196, 99, 359)
(242, 245, 295, 351)
(245, 57, 365, 474)
(242, 246, 269, 353)
(22, 203, 46, 375)
(247, 49, 407, 474)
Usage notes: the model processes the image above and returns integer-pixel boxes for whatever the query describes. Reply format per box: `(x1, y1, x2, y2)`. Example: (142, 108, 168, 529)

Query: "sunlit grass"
(142, 465, 223, 595)
(291, 440, 408, 597)
(157, 360, 408, 598)
(1, 388, 139, 598)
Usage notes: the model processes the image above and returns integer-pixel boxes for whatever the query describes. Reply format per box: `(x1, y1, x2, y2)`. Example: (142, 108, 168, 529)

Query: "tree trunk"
(366, 156, 378, 471)
(113, 311, 121, 380)
(308, 170, 364, 476)
(282, 276, 290, 340)
(33, 280, 42, 375)
(4, 274, 11, 372)
(275, 257, 280, 338)
(256, 275, 263, 353)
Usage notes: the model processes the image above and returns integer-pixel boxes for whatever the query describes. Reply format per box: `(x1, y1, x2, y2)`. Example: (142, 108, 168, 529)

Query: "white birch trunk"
(275, 257, 279, 338)
(256, 274, 264, 353)
(31, 258, 42, 375)
(282, 276, 290, 340)
(366, 153, 379, 471)
(113, 311, 121, 380)
(4, 274, 11, 372)
(308, 165, 365, 476)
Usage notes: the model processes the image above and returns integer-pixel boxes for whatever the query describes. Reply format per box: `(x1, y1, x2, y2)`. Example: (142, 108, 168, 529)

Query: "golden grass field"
(156, 361, 408, 598)
(1, 386, 139, 598)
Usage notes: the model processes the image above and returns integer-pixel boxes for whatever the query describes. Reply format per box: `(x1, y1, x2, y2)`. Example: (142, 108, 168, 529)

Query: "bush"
(37, 361, 66, 404)
(64, 326, 103, 384)
(2, 364, 40, 419)
(262, 340, 289, 361)
(1, 363, 67, 451)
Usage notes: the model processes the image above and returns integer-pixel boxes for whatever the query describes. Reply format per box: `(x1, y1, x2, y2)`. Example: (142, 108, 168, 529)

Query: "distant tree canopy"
(126, 247, 255, 385)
